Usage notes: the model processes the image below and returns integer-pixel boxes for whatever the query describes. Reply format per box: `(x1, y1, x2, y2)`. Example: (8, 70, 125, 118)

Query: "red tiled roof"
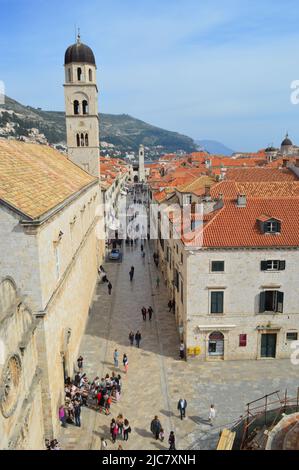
(225, 167, 298, 182)
(192, 198, 299, 248)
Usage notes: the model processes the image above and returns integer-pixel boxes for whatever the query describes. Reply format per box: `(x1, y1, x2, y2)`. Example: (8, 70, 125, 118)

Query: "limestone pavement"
(59, 238, 299, 450)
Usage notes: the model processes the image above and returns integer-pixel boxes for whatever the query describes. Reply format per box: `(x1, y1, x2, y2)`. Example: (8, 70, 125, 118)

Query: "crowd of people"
(58, 355, 124, 435)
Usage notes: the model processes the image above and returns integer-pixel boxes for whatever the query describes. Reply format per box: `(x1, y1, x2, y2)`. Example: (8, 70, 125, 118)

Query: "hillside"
(0, 96, 197, 154)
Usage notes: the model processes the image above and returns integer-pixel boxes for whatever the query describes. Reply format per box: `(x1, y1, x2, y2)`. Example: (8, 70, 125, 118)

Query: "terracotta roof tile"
(0, 139, 97, 220)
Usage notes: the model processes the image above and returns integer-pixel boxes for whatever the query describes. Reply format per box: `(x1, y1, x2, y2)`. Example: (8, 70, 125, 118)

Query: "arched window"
(68, 68, 71, 82)
(85, 134, 89, 146)
(82, 100, 89, 115)
(76, 134, 80, 147)
(73, 100, 80, 115)
(80, 133, 85, 147)
(89, 69, 92, 82)
(77, 67, 82, 81)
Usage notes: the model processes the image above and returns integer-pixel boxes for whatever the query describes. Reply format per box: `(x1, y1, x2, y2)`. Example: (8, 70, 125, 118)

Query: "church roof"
(0, 139, 97, 220)
(65, 37, 96, 66)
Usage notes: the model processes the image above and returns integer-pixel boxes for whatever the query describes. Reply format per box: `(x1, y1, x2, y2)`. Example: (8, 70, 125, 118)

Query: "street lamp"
(179, 324, 184, 340)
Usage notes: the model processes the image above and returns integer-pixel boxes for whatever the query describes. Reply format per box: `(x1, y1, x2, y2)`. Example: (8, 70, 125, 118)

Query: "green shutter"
(277, 291, 284, 313)
(261, 261, 268, 271)
(259, 292, 266, 313)
(279, 261, 286, 270)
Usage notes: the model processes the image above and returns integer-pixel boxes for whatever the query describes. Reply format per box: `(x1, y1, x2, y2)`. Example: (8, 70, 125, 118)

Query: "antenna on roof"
(77, 27, 81, 43)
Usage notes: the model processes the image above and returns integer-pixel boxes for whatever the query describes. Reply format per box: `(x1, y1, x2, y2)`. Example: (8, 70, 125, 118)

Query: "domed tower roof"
(64, 34, 96, 66)
(281, 133, 293, 147)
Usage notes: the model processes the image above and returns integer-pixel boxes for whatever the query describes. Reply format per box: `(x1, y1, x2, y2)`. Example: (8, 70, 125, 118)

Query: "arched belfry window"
(80, 133, 85, 147)
(89, 69, 92, 82)
(76, 134, 80, 147)
(82, 100, 89, 115)
(85, 134, 89, 146)
(68, 68, 71, 82)
(77, 67, 82, 81)
(74, 100, 80, 115)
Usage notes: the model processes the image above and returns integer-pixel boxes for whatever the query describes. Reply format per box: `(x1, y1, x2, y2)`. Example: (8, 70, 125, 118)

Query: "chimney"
(218, 193, 223, 201)
(237, 194, 246, 207)
(205, 185, 211, 196)
(295, 159, 299, 168)
(282, 159, 288, 168)
(204, 185, 211, 201)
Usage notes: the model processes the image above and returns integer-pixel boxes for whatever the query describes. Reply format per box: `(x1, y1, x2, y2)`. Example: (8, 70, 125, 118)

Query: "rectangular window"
(286, 332, 298, 341)
(239, 334, 247, 347)
(259, 290, 284, 313)
(181, 253, 183, 264)
(264, 220, 281, 233)
(181, 281, 184, 304)
(211, 261, 225, 272)
(210, 291, 224, 314)
(261, 260, 286, 271)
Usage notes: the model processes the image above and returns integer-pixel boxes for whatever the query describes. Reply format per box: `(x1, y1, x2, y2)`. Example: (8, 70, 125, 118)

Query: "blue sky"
(1, 0, 299, 151)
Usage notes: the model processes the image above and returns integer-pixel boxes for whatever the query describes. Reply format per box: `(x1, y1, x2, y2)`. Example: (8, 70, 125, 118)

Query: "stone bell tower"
(138, 144, 145, 182)
(64, 33, 100, 177)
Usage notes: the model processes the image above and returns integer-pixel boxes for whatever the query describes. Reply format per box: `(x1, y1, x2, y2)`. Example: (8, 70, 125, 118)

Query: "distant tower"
(138, 144, 145, 182)
(281, 133, 293, 156)
(64, 32, 100, 177)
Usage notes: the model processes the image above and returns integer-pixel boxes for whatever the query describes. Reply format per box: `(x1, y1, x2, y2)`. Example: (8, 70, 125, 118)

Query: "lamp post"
(179, 324, 184, 341)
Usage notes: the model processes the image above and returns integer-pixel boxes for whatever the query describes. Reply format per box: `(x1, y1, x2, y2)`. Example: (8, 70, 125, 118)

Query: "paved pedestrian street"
(59, 241, 299, 451)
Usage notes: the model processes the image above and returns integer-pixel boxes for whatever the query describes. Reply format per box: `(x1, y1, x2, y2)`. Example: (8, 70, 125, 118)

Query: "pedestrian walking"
(113, 349, 119, 368)
(208, 404, 216, 426)
(135, 330, 141, 348)
(123, 419, 131, 441)
(110, 419, 118, 443)
(123, 354, 128, 374)
(129, 266, 135, 281)
(116, 414, 124, 436)
(141, 306, 147, 321)
(168, 431, 176, 450)
(100, 438, 107, 450)
(177, 398, 187, 420)
(77, 355, 83, 371)
(179, 341, 185, 360)
(150, 416, 162, 440)
(59, 405, 67, 428)
(156, 276, 160, 288)
(129, 331, 134, 346)
(168, 300, 173, 312)
(74, 401, 81, 427)
(148, 306, 153, 321)
(108, 281, 112, 295)
(159, 428, 165, 442)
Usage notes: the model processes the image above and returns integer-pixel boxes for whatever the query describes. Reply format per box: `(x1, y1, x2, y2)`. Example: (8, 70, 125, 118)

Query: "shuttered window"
(259, 290, 284, 313)
(211, 291, 224, 314)
(261, 260, 286, 271)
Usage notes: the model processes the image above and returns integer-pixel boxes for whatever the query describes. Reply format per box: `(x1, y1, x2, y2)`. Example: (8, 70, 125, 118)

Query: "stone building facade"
(153, 174, 299, 362)
(0, 139, 101, 447)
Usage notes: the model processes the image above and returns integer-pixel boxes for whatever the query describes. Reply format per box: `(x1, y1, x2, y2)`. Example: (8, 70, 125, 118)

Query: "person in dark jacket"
(135, 331, 141, 348)
(108, 281, 112, 295)
(129, 331, 134, 346)
(150, 416, 162, 440)
(148, 306, 153, 321)
(168, 431, 176, 450)
(177, 398, 187, 420)
(141, 306, 147, 321)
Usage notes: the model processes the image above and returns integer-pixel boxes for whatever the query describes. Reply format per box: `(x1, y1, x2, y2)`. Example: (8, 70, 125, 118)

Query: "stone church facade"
(0, 36, 104, 449)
